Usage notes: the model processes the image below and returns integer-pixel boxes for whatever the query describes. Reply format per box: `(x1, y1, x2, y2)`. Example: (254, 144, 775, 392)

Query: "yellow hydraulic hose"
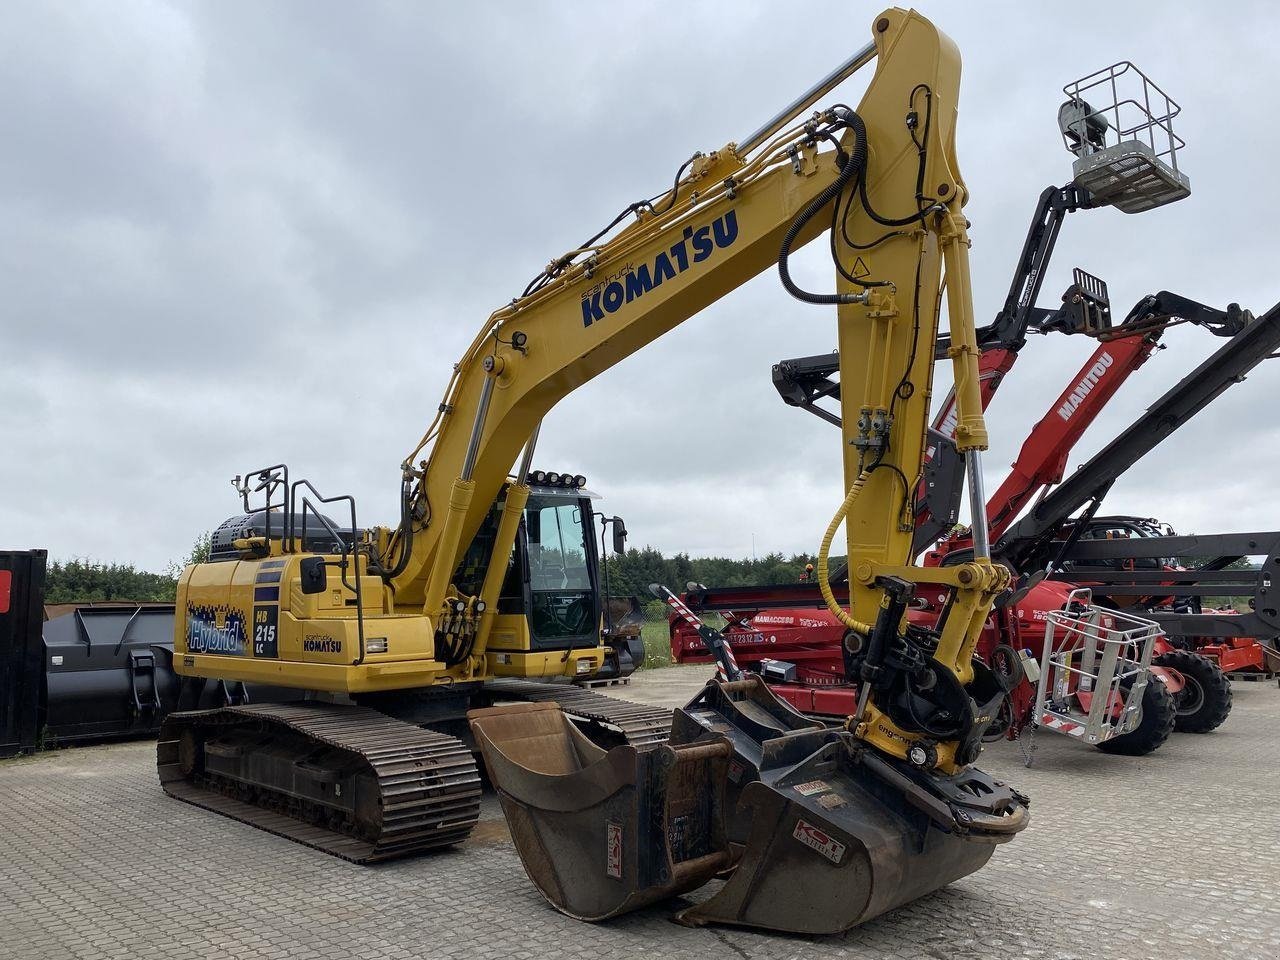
(817, 470, 875, 634)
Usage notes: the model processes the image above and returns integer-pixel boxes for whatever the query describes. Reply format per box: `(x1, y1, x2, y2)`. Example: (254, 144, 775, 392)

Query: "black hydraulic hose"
(373, 480, 416, 583)
(777, 108, 870, 305)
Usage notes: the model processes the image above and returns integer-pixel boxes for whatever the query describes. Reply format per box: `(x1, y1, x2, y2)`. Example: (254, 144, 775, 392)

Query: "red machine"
(674, 289, 1272, 749)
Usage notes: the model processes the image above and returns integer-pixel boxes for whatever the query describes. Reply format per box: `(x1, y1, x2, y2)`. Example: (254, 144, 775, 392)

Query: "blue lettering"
(652, 252, 676, 285)
(602, 282, 624, 312)
(712, 209, 738, 248)
(581, 291, 604, 327)
(625, 264, 653, 302)
(670, 228, 691, 272)
(690, 225, 713, 262)
(579, 210, 737, 326)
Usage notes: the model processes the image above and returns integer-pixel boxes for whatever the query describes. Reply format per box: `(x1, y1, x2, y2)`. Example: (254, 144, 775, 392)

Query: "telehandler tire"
(1095, 677, 1176, 756)
(1154, 649, 1233, 734)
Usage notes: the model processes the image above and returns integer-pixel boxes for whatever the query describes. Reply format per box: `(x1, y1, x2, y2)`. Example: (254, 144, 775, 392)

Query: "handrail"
(288, 478, 366, 662)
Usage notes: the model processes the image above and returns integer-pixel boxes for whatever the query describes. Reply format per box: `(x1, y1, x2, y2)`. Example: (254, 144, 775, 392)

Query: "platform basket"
(1060, 62, 1190, 213)
(1032, 589, 1161, 744)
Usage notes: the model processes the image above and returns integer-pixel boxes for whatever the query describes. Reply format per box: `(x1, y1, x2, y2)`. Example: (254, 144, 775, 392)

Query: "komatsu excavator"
(160, 7, 1050, 933)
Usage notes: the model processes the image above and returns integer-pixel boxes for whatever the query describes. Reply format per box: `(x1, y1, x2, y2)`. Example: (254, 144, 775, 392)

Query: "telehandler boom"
(161, 7, 1036, 932)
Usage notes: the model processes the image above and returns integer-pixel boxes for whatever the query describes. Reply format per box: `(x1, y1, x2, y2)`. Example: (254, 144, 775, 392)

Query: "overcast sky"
(3, 1, 1279, 572)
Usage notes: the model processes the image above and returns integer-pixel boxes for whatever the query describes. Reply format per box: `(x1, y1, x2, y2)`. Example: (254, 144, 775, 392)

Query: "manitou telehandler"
(160, 8, 1051, 933)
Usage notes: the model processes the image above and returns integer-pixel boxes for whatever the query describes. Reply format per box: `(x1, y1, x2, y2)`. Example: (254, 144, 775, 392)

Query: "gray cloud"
(3, 0, 1279, 571)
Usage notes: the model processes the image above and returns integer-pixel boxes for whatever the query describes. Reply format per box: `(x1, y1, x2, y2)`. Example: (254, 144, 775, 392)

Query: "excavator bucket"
(473, 679, 1028, 934)
(467, 701, 734, 921)
(670, 676, 1030, 934)
(672, 734, 1023, 933)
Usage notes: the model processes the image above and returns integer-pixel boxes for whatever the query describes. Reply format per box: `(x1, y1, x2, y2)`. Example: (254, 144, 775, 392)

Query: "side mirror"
(299, 556, 328, 595)
(611, 519, 628, 555)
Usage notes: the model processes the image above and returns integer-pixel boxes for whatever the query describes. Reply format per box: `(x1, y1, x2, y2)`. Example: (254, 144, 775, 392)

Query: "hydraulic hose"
(817, 470, 875, 635)
(777, 109, 869, 305)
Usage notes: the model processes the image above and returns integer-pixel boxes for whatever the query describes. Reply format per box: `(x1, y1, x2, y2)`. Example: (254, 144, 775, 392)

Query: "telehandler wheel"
(1154, 650, 1233, 733)
(1095, 677, 1176, 756)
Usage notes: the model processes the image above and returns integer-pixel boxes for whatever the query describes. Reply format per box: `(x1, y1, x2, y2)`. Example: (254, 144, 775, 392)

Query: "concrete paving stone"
(0, 665, 1278, 959)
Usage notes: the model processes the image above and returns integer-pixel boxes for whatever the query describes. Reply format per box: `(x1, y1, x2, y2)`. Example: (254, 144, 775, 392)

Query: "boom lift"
(161, 8, 1038, 931)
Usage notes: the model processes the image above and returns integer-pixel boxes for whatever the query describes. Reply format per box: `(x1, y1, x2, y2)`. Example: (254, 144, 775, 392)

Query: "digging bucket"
(468, 701, 734, 921)
(674, 732, 1029, 934)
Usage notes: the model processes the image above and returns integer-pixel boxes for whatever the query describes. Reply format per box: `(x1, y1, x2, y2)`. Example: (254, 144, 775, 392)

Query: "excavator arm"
(377, 9, 1003, 774)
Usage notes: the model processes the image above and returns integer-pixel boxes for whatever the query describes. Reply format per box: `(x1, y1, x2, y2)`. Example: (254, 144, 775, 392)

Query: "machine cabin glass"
(455, 486, 602, 651)
(523, 496, 599, 647)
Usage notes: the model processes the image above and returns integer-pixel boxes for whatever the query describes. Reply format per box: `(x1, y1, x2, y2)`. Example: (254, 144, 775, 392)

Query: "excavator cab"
(455, 473, 639, 680)
(473, 474, 642, 682)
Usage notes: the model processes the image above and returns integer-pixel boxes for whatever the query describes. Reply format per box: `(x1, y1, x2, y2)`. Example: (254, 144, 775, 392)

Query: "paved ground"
(1, 667, 1278, 960)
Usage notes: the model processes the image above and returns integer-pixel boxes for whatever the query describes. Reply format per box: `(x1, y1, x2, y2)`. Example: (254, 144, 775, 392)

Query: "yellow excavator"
(160, 7, 1043, 934)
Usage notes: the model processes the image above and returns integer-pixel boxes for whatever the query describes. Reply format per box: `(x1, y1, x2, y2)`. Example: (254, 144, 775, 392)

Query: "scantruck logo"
(580, 210, 739, 327)
(1057, 351, 1114, 421)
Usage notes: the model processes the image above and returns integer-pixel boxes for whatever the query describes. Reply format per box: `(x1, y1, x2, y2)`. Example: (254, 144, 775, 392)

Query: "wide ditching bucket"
(467, 701, 734, 921)
(673, 732, 1023, 933)
(670, 676, 1027, 933)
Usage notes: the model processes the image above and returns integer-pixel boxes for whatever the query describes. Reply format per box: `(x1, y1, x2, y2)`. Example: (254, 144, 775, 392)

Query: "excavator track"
(158, 702, 481, 863)
(484, 679, 673, 748)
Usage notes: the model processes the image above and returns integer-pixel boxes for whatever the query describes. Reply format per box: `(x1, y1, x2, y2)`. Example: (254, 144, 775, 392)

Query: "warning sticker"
(793, 819, 846, 865)
(606, 822, 623, 879)
(817, 792, 848, 811)
(851, 256, 872, 280)
(793, 779, 831, 797)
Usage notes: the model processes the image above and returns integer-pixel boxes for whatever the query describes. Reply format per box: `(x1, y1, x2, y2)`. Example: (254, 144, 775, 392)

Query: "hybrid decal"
(186, 605, 248, 656)
(580, 210, 739, 327)
(1057, 351, 1114, 421)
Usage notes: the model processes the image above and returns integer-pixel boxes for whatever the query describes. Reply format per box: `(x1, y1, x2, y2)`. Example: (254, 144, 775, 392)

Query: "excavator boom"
(471, 7, 1030, 935)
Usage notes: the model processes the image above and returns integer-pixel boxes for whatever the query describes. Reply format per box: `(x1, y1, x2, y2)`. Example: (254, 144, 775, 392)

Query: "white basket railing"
(1033, 589, 1160, 744)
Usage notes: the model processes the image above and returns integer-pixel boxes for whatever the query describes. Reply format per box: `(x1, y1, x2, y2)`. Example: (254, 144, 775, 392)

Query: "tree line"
(42, 533, 211, 604)
(42, 539, 823, 606)
(601, 546, 832, 604)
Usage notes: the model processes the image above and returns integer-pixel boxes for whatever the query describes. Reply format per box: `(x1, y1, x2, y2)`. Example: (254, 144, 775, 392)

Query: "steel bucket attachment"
(671, 676, 830, 844)
(674, 733, 1028, 934)
(468, 701, 734, 921)
(671, 676, 1030, 935)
